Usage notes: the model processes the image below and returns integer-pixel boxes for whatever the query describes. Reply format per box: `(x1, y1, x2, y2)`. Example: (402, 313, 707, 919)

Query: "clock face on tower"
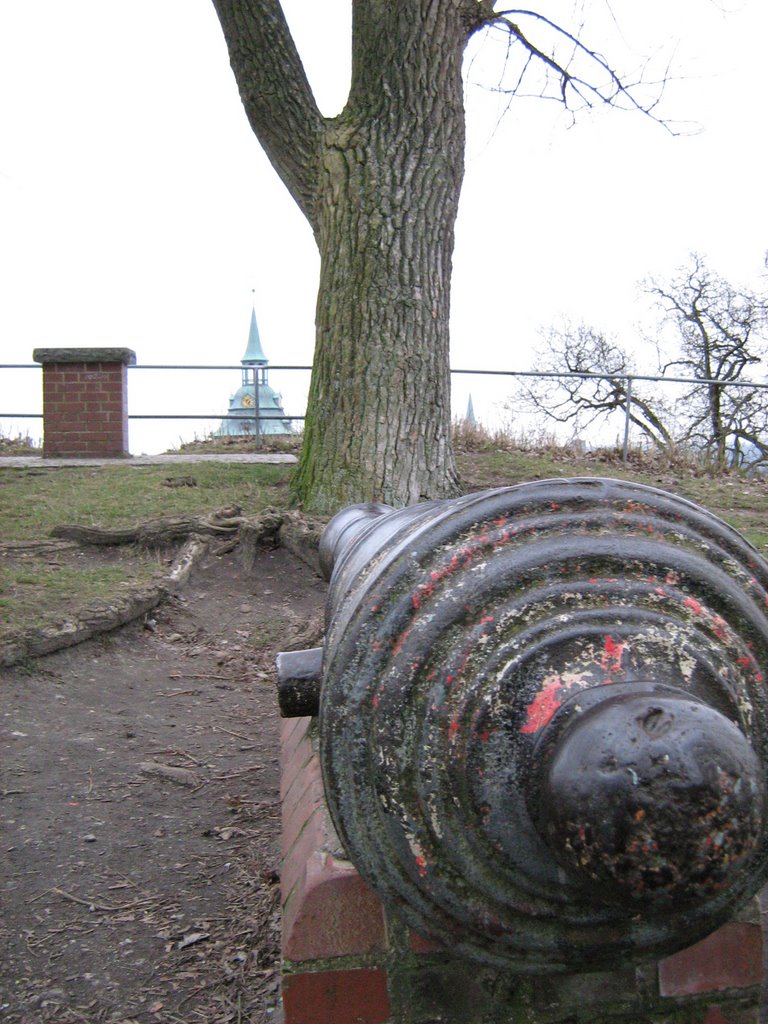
(241, 393, 255, 407)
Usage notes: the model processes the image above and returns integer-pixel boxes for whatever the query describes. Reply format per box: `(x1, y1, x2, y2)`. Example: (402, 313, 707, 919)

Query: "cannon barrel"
(277, 478, 768, 971)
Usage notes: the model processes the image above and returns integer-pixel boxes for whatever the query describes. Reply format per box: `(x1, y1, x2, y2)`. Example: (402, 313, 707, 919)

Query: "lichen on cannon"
(276, 478, 768, 972)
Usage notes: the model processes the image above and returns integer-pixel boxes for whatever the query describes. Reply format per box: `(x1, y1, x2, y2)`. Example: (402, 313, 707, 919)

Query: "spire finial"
(242, 294, 267, 366)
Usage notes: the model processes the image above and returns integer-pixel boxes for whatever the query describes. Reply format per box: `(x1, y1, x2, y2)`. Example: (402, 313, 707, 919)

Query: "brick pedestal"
(33, 347, 135, 458)
(280, 716, 763, 1024)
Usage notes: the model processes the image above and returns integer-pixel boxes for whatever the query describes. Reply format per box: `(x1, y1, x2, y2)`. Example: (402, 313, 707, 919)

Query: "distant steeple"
(242, 305, 267, 366)
(465, 394, 476, 426)
(216, 295, 293, 438)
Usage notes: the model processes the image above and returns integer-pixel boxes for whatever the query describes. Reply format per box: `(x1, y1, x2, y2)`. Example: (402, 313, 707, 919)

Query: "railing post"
(622, 376, 633, 463)
(254, 390, 262, 450)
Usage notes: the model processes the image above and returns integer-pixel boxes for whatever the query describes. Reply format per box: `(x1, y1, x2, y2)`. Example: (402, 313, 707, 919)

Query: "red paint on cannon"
(521, 678, 567, 735)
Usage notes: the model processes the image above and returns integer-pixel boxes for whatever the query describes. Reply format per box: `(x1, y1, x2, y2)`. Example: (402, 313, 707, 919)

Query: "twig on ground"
(211, 765, 264, 780)
(212, 725, 253, 743)
(26, 887, 55, 904)
(51, 886, 157, 914)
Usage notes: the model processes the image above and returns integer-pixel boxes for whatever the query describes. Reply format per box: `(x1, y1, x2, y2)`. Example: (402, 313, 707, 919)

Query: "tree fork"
(211, 1, 489, 514)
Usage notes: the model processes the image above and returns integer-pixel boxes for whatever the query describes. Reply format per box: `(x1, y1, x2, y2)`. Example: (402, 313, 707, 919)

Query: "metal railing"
(0, 362, 313, 453)
(127, 363, 312, 450)
(451, 367, 768, 461)
(3, 361, 768, 462)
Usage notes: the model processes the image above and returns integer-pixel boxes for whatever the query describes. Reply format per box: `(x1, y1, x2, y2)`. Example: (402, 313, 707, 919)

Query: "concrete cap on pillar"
(33, 348, 137, 365)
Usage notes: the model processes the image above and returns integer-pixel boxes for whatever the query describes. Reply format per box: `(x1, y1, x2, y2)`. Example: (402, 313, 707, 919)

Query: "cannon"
(276, 478, 768, 972)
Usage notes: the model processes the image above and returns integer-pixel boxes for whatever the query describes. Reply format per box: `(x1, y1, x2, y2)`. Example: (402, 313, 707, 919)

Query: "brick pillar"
(280, 716, 764, 1024)
(33, 347, 136, 458)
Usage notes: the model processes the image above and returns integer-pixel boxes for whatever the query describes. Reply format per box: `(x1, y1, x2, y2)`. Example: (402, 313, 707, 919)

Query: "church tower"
(217, 303, 293, 437)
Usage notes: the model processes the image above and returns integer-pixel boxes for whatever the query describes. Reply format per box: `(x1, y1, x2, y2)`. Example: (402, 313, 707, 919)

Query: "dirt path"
(1, 546, 326, 1024)
(4, 540, 768, 1024)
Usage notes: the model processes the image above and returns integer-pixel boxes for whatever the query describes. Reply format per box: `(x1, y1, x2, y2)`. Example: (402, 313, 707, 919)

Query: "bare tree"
(648, 253, 768, 467)
(211, 2, 672, 512)
(518, 322, 675, 449)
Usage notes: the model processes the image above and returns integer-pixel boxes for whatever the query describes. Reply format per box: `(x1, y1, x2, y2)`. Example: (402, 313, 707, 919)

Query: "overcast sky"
(1, 0, 766, 452)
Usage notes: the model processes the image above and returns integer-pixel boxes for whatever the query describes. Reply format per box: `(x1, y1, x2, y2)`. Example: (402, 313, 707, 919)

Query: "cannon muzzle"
(277, 478, 768, 971)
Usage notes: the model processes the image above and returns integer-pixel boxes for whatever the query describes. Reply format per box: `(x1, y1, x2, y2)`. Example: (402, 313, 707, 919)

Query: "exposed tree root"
(1, 508, 325, 667)
(0, 539, 80, 555)
(0, 536, 209, 667)
(50, 504, 248, 547)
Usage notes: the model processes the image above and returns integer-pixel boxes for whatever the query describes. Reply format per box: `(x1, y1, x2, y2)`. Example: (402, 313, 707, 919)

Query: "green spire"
(242, 305, 267, 365)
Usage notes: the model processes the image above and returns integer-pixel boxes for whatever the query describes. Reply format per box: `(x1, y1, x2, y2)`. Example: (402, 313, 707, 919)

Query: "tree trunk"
(211, 1, 487, 515)
(292, 4, 474, 512)
(709, 382, 727, 468)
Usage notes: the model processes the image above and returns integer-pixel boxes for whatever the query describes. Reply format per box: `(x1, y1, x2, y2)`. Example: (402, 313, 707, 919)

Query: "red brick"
(52, 400, 89, 415)
(280, 738, 310, 786)
(282, 967, 390, 1024)
(280, 746, 332, 876)
(280, 717, 313, 773)
(279, 707, 388, 964)
(282, 751, 315, 794)
(658, 922, 762, 997)
(282, 851, 386, 961)
(282, 773, 326, 859)
(280, 718, 317, 780)
(281, 708, 308, 738)
(280, 720, 386, 962)
(281, 765, 325, 849)
(282, 805, 327, 895)
(281, 736, 321, 805)
(52, 437, 86, 448)
(281, 781, 339, 900)
(39, 357, 130, 458)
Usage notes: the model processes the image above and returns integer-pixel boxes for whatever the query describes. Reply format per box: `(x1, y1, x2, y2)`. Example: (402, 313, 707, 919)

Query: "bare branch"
(211, 0, 325, 231)
(514, 322, 676, 450)
(478, 7, 676, 130)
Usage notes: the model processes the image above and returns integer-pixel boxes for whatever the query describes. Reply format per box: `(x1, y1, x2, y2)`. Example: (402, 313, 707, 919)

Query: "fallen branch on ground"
(51, 505, 248, 547)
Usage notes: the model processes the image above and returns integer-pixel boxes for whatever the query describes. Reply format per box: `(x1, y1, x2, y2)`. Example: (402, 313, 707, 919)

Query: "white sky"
(1, 0, 766, 452)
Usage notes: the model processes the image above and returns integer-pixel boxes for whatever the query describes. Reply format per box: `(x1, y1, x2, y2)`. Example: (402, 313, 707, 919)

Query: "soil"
(0, 545, 327, 1024)
(3, 534, 768, 1024)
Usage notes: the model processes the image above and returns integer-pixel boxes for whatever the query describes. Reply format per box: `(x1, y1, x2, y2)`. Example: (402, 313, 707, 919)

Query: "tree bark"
(211, 1, 488, 513)
(209, 0, 323, 226)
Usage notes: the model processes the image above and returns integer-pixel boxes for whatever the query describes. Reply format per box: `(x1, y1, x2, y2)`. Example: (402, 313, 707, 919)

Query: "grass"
(0, 462, 292, 542)
(0, 430, 41, 457)
(169, 431, 301, 456)
(3, 426, 768, 651)
(0, 557, 158, 628)
(0, 460, 294, 647)
(454, 441, 768, 555)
